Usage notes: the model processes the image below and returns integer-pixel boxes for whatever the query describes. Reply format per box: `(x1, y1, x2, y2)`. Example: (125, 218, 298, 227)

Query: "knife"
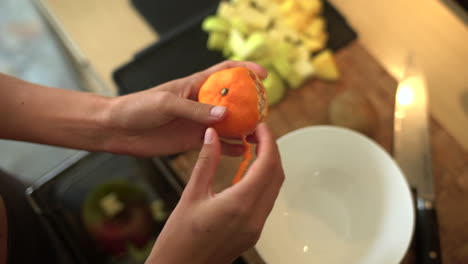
(393, 56, 442, 264)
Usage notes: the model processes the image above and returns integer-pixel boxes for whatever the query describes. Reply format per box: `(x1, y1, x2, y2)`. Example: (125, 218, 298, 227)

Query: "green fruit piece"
(286, 70, 306, 88)
(82, 181, 147, 225)
(202, 16, 230, 33)
(254, 56, 274, 68)
(272, 56, 292, 81)
(263, 70, 286, 105)
(223, 41, 232, 57)
(276, 41, 296, 61)
(229, 55, 244, 61)
(244, 32, 269, 59)
(207, 32, 227, 51)
(230, 17, 251, 36)
(229, 29, 247, 59)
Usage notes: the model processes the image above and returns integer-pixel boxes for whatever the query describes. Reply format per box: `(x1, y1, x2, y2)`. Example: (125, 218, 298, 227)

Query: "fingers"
(157, 92, 227, 124)
(186, 128, 221, 198)
(235, 123, 284, 194)
(205, 61, 268, 80)
(221, 140, 245, 156)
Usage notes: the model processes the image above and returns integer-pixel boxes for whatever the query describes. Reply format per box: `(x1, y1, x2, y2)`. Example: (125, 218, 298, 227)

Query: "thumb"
(186, 128, 221, 198)
(162, 94, 226, 124)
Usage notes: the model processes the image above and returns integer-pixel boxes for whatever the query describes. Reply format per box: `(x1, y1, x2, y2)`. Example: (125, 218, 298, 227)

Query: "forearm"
(0, 73, 112, 152)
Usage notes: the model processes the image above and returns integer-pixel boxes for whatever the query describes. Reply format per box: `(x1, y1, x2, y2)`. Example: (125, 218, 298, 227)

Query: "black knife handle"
(415, 197, 442, 264)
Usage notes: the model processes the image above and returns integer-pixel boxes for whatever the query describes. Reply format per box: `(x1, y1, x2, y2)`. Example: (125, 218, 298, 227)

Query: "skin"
(0, 61, 285, 263)
(146, 125, 284, 264)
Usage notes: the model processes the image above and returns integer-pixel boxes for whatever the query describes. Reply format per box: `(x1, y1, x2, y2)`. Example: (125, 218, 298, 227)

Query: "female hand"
(145, 123, 285, 264)
(103, 60, 268, 157)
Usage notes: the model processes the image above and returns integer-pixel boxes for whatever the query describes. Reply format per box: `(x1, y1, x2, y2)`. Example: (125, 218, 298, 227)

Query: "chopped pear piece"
(229, 55, 244, 61)
(207, 32, 228, 51)
(286, 70, 306, 88)
(273, 56, 292, 81)
(311, 49, 340, 81)
(229, 29, 248, 58)
(202, 16, 230, 33)
(294, 47, 315, 79)
(230, 17, 251, 36)
(263, 70, 287, 105)
(244, 32, 269, 59)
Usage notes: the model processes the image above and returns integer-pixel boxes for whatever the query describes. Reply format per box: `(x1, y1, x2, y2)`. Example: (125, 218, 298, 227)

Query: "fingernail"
(210, 106, 226, 119)
(204, 128, 214, 144)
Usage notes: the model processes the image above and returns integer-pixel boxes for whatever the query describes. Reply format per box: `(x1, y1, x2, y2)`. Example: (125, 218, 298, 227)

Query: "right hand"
(146, 123, 285, 264)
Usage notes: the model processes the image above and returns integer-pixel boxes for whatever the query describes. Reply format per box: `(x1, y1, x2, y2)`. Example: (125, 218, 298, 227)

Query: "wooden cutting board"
(169, 41, 468, 264)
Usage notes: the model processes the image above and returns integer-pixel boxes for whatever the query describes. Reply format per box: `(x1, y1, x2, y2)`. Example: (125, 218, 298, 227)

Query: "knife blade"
(393, 56, 442, 264)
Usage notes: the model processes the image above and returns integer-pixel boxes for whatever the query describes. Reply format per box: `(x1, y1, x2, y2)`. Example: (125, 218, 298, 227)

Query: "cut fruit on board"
(202, 0, 340, 106)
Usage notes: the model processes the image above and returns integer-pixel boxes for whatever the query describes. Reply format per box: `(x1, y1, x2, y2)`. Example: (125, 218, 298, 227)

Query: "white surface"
(256, 126, 414, 264)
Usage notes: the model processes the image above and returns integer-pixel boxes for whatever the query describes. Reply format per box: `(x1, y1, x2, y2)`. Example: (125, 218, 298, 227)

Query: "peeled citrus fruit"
(199, 67, 268, 138)
(198, 67, 268, 184)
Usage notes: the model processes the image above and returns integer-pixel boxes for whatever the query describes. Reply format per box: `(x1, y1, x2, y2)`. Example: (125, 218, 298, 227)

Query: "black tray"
(26, 152, 183, 264)
(114, 0, 357, 95)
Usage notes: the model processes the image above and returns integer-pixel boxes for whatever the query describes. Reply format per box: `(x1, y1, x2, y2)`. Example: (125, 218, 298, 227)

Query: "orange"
(198, 67, 268, 138)
(198, 67, 268, 183)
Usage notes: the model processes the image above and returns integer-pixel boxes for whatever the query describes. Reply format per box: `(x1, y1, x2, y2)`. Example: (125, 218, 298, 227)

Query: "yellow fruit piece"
(311, 49, 340, 81)
(302, 37, 325, 53)
(281, 0, 299, 14)
(286, 13, 309, 31)
(217, 2, 237, 18)
(236, 6, 270, 29)
(304, 17, 325, 37)
(297, 0, 322, 16)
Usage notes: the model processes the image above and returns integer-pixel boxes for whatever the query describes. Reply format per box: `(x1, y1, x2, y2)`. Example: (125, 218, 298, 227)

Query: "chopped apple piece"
(311, 49, 340, 81)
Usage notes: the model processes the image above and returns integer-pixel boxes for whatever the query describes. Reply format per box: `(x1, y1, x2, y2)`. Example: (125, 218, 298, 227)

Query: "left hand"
(103, 61, 268, 157)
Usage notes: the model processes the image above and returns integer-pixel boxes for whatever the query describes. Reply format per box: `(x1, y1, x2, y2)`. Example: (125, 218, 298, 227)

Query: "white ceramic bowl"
(256, 126, 414, 264)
